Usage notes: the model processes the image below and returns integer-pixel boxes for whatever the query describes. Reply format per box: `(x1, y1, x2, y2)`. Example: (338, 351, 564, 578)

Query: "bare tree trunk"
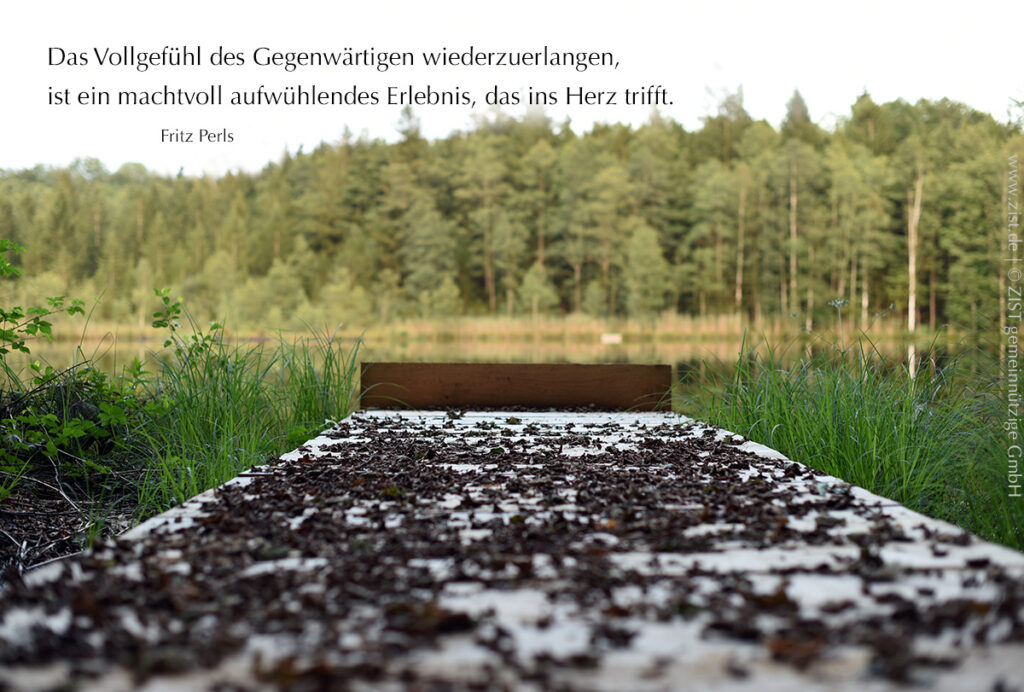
(714, 235, 723, 314)
(907, 167, 924, 333)
(601, 257, 612, 315)
(484, 245, 496, 312)
(789, 161, 798, 316)
(537, 183, 547, 267)
(537, 212, 545, 267)
(755, 186, 767, 324)
(849, 254, 858, 329)
(735, 184, 746, 311)
(929, 267, 937, 330)
(93, 208, 102, 249)
(805, 245, 814, 331)
(573, 263, 582, 312)
(861, 270, 869, 328)
(136, 195, 144, 248)
(272, 189, 282, 259)
(834, 194, 844, 298)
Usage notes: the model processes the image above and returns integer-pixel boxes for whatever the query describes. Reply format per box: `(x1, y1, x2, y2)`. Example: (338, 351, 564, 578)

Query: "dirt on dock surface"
(1, 410, 1023, 690)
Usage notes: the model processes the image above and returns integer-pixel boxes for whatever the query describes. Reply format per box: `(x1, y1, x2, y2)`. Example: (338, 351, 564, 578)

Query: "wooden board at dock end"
(360, 362, 672, 411)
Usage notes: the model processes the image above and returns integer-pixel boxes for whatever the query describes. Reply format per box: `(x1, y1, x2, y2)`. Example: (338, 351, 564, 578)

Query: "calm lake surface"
(15, 335, 747, 374)
(12, 331, 990, 390)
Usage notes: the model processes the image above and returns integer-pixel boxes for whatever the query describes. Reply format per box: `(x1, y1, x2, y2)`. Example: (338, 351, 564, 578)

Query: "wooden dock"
(1, 365, 1022, 689)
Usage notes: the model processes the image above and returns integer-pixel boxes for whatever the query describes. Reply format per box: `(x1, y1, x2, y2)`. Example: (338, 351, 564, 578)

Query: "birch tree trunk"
(789, 161, 798, 316)
(907, 167, 924, 333)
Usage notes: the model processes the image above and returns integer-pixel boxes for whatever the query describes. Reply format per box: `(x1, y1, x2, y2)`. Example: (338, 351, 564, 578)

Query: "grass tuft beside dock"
(695, 337, 1022, 550)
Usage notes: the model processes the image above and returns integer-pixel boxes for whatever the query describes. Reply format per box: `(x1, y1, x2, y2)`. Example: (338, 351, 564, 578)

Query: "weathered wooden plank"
(360, 362, 672, 411)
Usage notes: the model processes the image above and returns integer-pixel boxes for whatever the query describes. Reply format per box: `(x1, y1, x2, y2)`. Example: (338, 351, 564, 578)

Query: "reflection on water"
(4, 336, 160, 380)
(11, 335, 747, 377)
(9, 332, 953, 383)
(361, 337, 751, 365)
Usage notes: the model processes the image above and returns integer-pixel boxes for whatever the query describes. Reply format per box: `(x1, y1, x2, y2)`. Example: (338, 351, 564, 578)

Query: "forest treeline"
(1, 91, 1021, 333)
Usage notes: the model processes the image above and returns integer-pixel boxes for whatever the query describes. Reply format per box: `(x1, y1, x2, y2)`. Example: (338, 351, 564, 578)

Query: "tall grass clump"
(130, 293, 361, 514)
(694, 336, 1022, 550)
(273, 325, 363, 447)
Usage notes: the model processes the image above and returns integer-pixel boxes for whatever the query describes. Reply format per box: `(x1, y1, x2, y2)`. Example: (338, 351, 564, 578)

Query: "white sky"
(1, 0, 1021, 177)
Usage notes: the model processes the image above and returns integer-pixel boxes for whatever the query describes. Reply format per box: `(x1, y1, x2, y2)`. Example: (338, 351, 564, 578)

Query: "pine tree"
(625, 219, 671, 319)
(457, 134, 510, 311)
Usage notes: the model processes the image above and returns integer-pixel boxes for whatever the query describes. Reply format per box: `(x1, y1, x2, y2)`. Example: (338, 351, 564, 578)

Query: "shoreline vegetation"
(31, 310, 972, 341)
(1, 291, 1019, 576)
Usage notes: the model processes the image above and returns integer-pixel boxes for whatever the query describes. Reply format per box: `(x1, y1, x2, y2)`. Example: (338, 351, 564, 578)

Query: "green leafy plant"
(0, 240, 140, 505)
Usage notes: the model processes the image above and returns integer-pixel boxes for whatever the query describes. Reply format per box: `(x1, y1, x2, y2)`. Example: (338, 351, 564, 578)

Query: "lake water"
(11, 334, 746, 375)
(8, 330, 983, 389)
